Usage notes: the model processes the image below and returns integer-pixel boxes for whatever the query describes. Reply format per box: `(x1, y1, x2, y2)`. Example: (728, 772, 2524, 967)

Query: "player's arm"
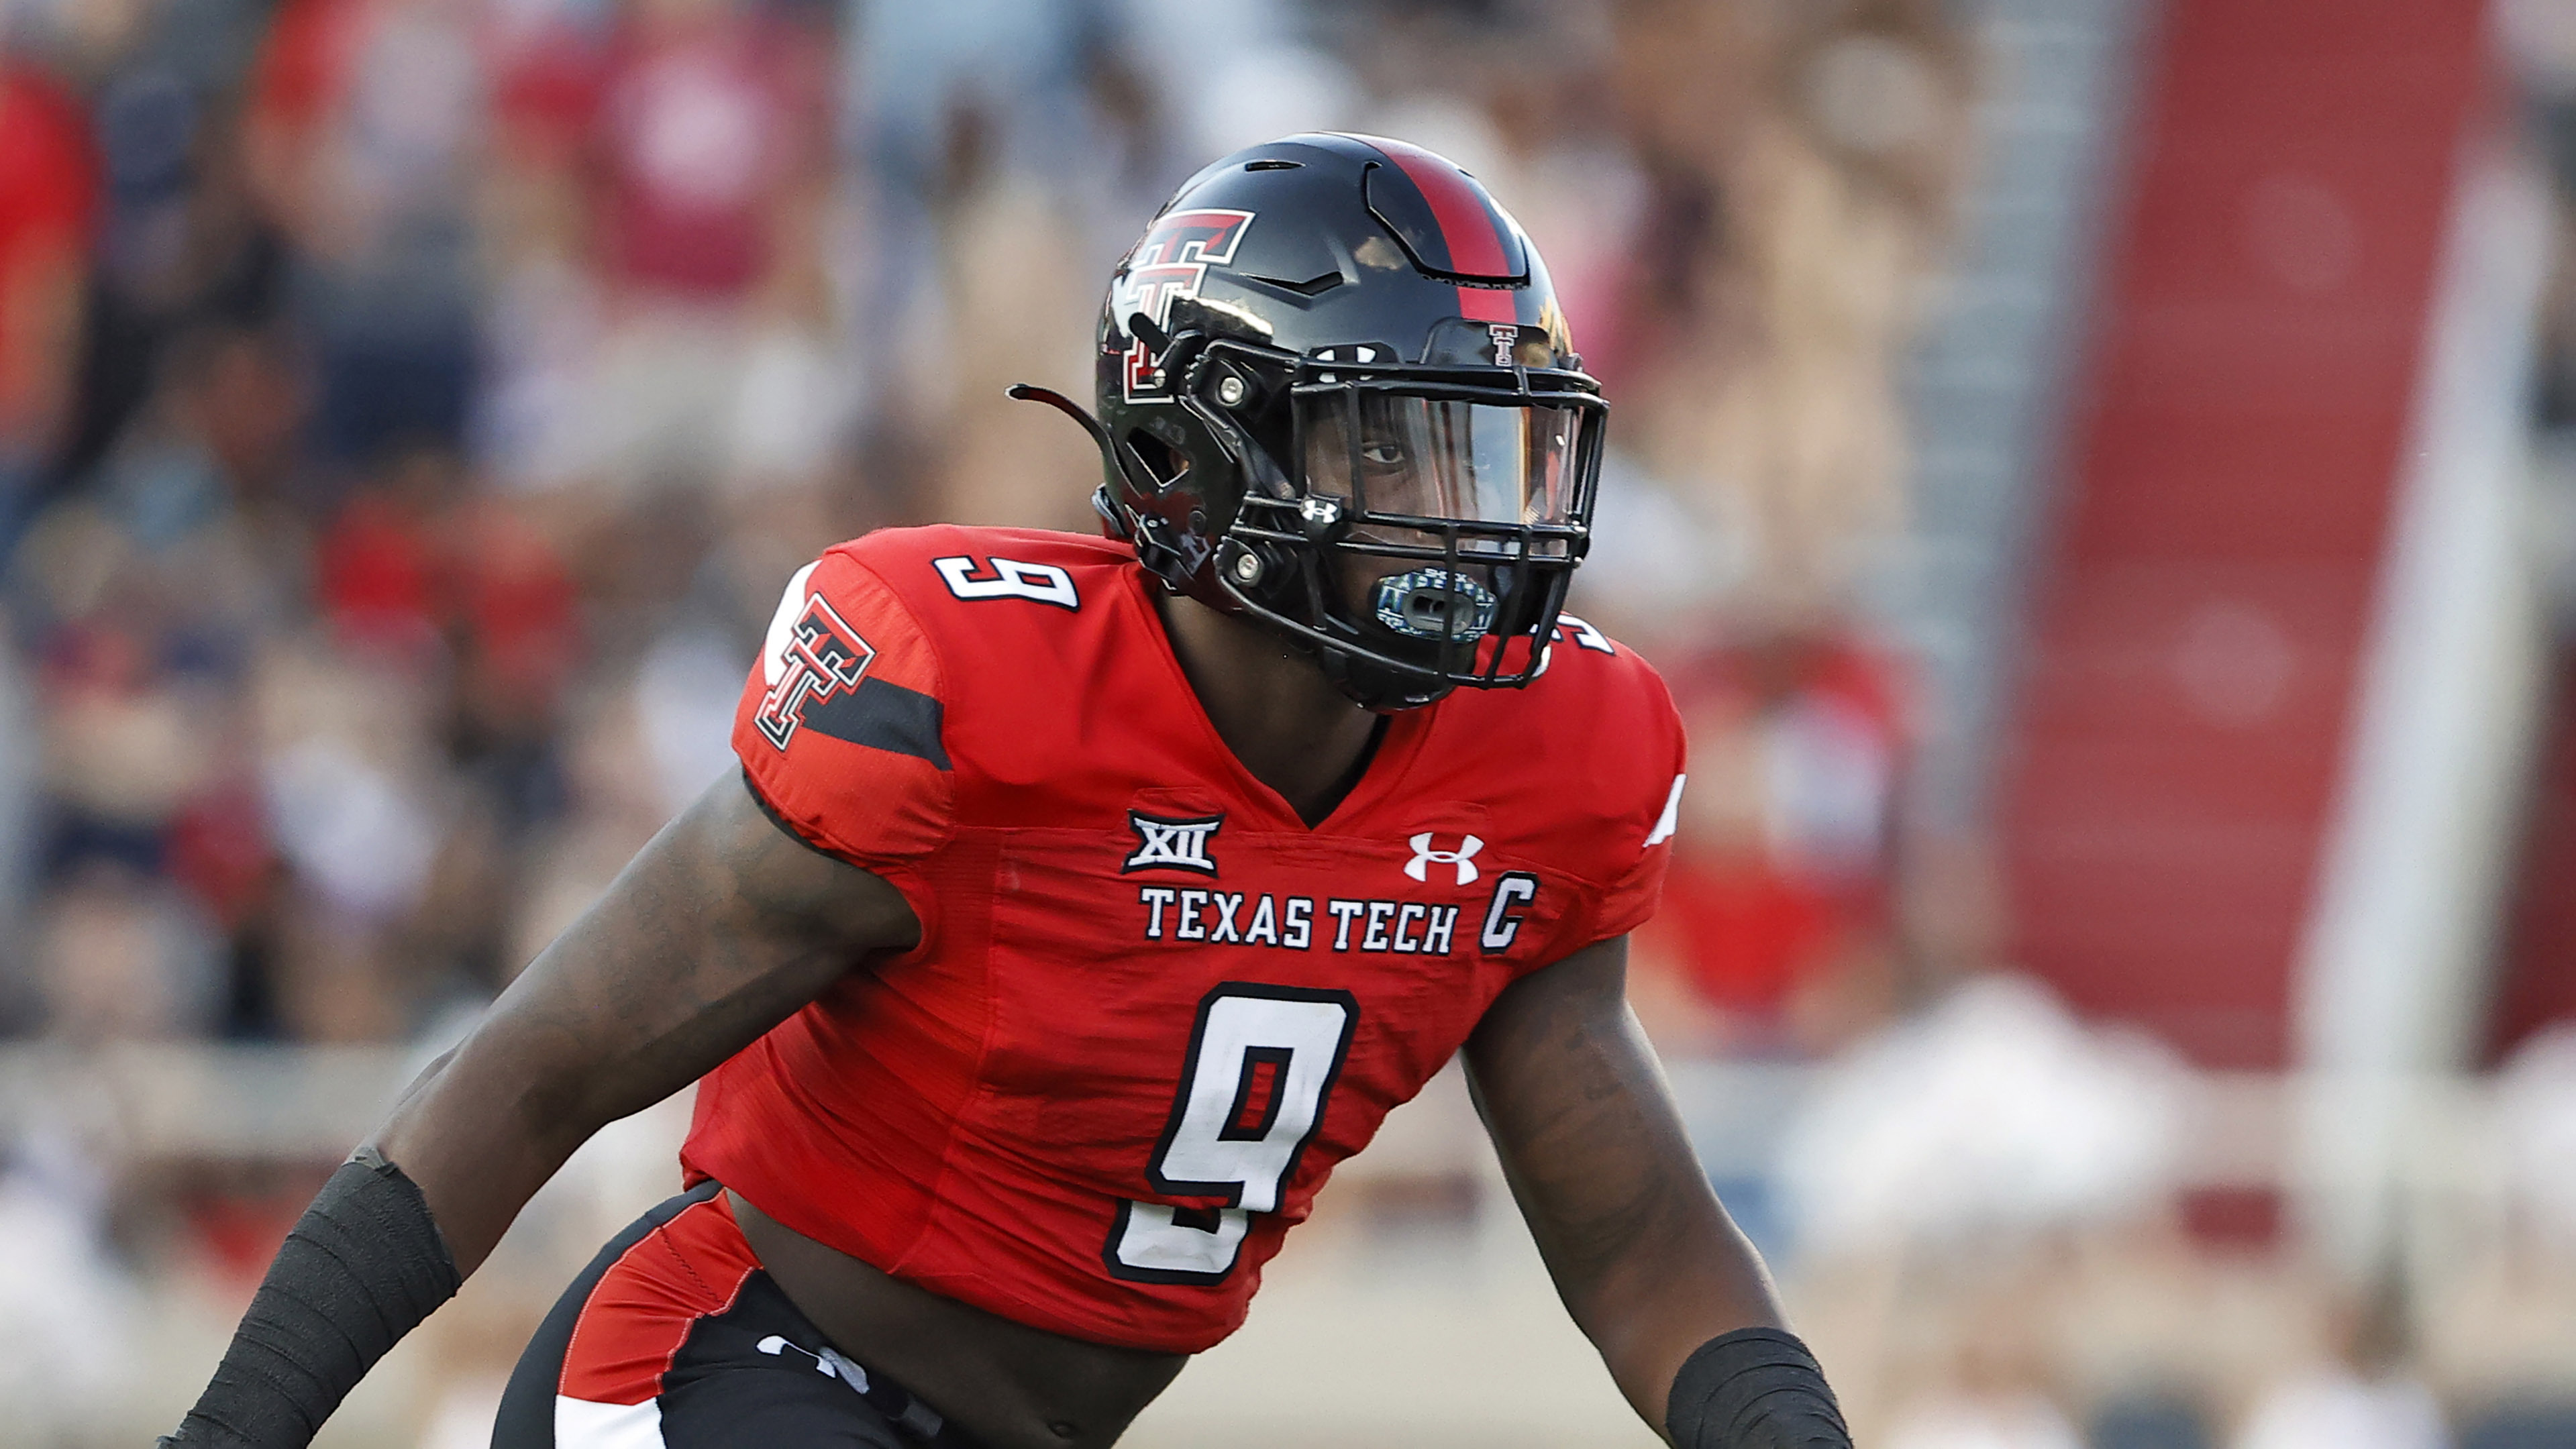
(164, 771, 917, 1448)
(1463, 935, 1849, 1449)
(376, 769, 916, 1266)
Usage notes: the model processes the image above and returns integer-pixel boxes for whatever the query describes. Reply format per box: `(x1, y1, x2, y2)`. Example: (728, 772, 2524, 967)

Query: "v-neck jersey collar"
(1114, 564, 1441, 836)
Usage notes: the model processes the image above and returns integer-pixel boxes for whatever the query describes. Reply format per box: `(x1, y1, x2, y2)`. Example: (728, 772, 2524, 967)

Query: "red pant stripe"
(558, 1193, 762, 1405)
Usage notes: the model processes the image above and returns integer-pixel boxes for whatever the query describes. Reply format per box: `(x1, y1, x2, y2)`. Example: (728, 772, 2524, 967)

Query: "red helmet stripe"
(1368, 138, 1515, 280)
(1454, 284, 1516, 323)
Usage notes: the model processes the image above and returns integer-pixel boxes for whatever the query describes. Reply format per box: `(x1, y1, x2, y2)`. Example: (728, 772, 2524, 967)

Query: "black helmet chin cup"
(1315, 641, 1453, 714)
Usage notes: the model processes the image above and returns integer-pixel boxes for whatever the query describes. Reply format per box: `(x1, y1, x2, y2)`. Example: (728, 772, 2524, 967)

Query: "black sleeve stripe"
(800, 676, 953, 769)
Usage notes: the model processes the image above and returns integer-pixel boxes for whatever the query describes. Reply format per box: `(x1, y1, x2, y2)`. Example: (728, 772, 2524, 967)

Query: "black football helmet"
(1011, 132, 1606, 712)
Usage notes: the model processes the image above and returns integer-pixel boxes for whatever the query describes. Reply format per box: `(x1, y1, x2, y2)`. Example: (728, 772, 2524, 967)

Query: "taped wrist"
(1665, 1327, 1851, 1449)
(165, 1146, 460, 1448)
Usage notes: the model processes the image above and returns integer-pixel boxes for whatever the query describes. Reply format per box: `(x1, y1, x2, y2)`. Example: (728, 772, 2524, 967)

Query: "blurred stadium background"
(1, 0, 2574, 1444)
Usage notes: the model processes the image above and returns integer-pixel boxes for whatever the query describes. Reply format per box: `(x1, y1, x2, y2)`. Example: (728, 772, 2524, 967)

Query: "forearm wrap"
(163, 1147, 460, 1448)
(1666, 1327, 1851, 1449)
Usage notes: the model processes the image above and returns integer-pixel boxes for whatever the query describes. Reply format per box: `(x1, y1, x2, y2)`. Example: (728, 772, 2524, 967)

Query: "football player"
(164, 135, 1849, 1449)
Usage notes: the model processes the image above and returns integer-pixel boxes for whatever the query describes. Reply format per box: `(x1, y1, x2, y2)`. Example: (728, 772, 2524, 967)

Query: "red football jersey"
(681, 526, 1685, 1353)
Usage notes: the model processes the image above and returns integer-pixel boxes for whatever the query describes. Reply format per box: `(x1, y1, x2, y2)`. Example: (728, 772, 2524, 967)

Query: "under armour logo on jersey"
(1124, 811, 1224, 875)
(1404, 833, 1484, 885)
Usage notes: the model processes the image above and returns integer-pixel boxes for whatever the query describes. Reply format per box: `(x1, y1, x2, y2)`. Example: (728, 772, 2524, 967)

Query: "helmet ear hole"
(1125, 429, 1190, 489)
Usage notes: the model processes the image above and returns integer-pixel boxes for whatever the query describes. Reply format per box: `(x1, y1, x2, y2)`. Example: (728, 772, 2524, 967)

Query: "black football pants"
(491, 1181, 971, 1448)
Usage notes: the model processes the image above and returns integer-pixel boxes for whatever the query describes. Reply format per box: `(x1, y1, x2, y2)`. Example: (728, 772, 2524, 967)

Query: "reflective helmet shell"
(1090, 132, 1604, 712)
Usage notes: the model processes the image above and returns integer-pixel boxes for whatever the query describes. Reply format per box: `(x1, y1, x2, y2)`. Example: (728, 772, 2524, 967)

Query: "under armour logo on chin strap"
(1404, 832, 1484, 885)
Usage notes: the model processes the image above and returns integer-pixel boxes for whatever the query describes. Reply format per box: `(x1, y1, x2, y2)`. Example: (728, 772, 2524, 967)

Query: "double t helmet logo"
(1115, 208, 1256, 402)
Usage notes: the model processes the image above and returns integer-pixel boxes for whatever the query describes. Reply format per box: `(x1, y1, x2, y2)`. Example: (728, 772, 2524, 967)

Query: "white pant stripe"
(555, 1395, 666, 1448)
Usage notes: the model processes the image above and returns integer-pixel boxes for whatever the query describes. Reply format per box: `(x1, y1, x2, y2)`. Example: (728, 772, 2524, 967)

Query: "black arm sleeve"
(162, 1146, 461, 1448)
(1665, 1326, 1851, 1449)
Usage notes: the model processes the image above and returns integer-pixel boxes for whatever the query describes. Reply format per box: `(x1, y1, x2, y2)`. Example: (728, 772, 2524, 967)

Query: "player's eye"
(1359, 440, 1407, 469)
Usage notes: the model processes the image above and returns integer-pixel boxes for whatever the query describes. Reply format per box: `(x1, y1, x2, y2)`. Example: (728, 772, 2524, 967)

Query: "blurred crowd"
(0, 0, 1950, 1061)
(5, 0, 2571, 1446)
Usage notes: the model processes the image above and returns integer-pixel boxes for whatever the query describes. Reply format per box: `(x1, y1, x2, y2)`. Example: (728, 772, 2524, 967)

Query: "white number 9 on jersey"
(1104, 983, 1359, 1285)
(932, 554, 1080, 608)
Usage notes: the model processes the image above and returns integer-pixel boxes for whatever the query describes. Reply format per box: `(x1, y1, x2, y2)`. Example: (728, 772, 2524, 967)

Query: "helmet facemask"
(1164, 332, 1604, 711)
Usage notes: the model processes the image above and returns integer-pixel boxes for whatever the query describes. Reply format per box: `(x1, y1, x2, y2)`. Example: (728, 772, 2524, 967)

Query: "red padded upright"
(2000, 1, 2492, 1068)
(2490, 649, 2576, 1063)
